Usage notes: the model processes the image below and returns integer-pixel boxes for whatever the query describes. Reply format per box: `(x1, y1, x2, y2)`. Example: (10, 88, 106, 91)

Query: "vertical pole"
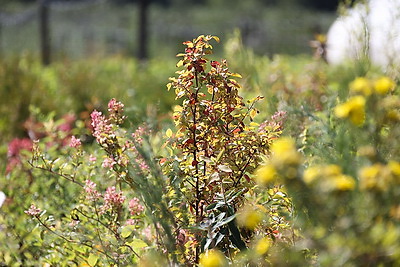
(39, 0, 51, 65)
(0, 20, 2, 58)
(137, 0, 149, 61)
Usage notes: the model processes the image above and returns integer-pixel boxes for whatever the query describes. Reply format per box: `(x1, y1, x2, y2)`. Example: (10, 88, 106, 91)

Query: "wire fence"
(0, 1, 336, 64)
(0, 0, 147, 64)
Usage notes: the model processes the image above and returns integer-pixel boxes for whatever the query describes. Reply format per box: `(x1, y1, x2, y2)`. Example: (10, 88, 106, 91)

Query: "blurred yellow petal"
(333, 174, 356, 191)
(199, 249, 226, 267)
(374, 77, 395, 95)
(255, 237, 272, 255)
(255, 164, 278, 186)
(350, 77, 372, 96)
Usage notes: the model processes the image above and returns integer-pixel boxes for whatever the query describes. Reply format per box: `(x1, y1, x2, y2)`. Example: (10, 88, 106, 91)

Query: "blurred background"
(0, 0, 340, 62)
(0, 0, 342, 144)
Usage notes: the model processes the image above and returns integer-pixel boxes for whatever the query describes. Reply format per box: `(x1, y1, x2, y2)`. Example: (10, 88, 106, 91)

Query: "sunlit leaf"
(87, 254, 99, 267)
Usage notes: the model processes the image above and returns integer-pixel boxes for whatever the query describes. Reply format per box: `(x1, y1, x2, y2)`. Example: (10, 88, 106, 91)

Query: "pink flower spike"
(129, 197, 145, 216)
(69, 136, 82, 148)
(84, 180, 101, 201)
(108, 98, 124, 112)
(103, 186, 126, 209)
(90, 110, 113, 144)
(25, 204, 42, 216)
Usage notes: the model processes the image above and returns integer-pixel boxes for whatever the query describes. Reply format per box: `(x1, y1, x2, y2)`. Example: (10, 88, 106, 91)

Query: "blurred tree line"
(1, 0, 340, 11)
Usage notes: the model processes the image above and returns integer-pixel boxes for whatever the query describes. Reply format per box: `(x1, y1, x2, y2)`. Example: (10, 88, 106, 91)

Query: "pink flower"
(108, 98, 126, 124)
(84, 180, 101, 201)
(108, 98, 124, 113)
(100, 186, 126, 213)
(259, 111, 287, 133)
(90, 110, 113, 144)
(69, 220, 80, 227)
(126, 219, 136, 225)
(142, 226, 153, 241)
(58, 113, 76, 133)
(69, 136, 81, 148)
(102, 157, 116, 169)
(6, 138, 33, 174)
(89, 154, 97, 162)
(24, 204, 42, 216)
(129, 197, 145, 216)
(7, 138, 33, 157)
(131, 126, 148, 144)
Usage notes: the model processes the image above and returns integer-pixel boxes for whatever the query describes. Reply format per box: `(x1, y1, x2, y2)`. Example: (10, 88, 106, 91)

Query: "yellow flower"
(388, 161, 400, 177)
(334, 96, 366, 126)
(359, 164, 383, 190)
(303, 166, 320, 184)
(386, 110, 400, 121)
(199, 249, 226, 267)
(255, 164, 277, 186)
(255, 237, 272, 255)
(324, 164, 342, 176)
(271, 137, 302, 166)
(374, 77, 395, 95)
(237, 208, 263, 230)
(304, 164, 354, 191)
(332, 174, 356, 191)
(350, 77, 372, 96)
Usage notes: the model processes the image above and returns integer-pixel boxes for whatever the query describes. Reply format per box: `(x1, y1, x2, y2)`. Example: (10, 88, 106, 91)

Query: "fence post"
(137, 0, 149, 61)
(39, 0, 51, 65)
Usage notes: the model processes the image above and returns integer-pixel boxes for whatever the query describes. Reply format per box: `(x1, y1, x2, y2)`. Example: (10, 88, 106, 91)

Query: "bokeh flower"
(359, 163, 394, 191)
(334, 96, 366, 126)
(255, 237, 272, 255)
(237, 207, 263, 230)
(255, 164, 278, 186)
(270, 137, 302, 166)
(199, 249, 226, 267)
(303, 164, 355, 191)
(374, 76, 395, 94)
(350, 77, 372, 96)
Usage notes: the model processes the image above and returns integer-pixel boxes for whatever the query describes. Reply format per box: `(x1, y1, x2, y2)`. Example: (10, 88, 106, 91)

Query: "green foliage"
(0, 55, 176, 144)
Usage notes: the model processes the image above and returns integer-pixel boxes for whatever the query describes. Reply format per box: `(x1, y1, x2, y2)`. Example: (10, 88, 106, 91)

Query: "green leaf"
(121, 225, 136, 238)
(228, 220, 247, 250)
(218, 164, 232, 173)
(126, 238, 148, 250)
(214, 214, 236, 229)
(87, 254, 99, 266)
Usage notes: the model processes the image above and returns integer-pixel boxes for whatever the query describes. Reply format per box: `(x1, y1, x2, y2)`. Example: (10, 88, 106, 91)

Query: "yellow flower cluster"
(335, 76, 397, 126)
(199, 249, 227, 267)
(255, 137, 302, 186)
(303, 164, 356, 191)
(359, 161, 400, 191)
(350, 76, 395, 96)
(334, 95, 366, 126)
